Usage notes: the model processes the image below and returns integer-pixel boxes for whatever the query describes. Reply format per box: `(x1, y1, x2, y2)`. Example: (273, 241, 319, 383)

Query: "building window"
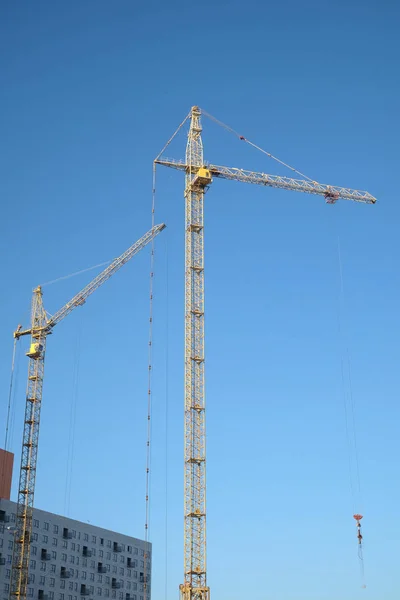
(105, 577, 110, 584)
(105, 591, 109, 598)
(39, 576, 45, 584)
(30, 560, 36, 569)
(40, 562, 46, 571)
(44, 522, 49, 531)
(69, 582, 74, 591)
(127, 582, 131, 590)
(127, 569, 131, 577)
(49, 593, 54, 600)
(99, 550, 103, 558)
(53, 525, 59, 534)
(134, 548, 138, 555)
(28, 588, 33, 597)
(43, 535, 48, 543)
(52, 538, 58, 547)
(97, 575, 102, 583)
(32, 546, 37, 556)
(112, 592, 116, 599)
(127, 546, 132, 553)
(70, 556, 75, 564)
(63, 541, 68, 549)
(51, 564, 56, 573)
(62, 554, 67, 562)
(59, 594, 64, 600)
(76, 557, 79, 566)
(71, 543, 75, 551)
(91, 548, 96, 557)
(7, 540, 13, 550)
(119, 568, 124, 576)
(71, 530, 76, 538)
(82, 572, 86, 580)
(60, 580, 65, 590)
(112, 566, 117, 574)
(113, 554, 117, 562)
(106, 564, 110, 572)
(50, 578, 55, 587)
(132, 583, 137, 591)
(107, 540, 111, 548)
(29, 574, 35, 584)
(106, 552, 111, 560)
(97, 588, 102, 596)
(90, 573, 94, 581)
(140, 561, 144, 568)
(82, 558, 87, 567)
(90, 560, 95, 569)
(119, 594, 123, 600)
(52, 551, 57, 559)
(33, 519, 39, 528)
(32, 533, 38, 541)
(84, 534, 89, 542)
(120, 556, 124, 564)
(92, 536, 96, 543)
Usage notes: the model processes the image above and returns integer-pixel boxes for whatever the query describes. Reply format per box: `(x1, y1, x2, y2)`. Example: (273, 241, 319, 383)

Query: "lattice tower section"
(180, 107, 210, 600)
(11, 287, 47, 600)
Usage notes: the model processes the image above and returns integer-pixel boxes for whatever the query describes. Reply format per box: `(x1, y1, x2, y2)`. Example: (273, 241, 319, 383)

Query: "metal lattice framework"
(180, 107, 209, 600)
(155, 159, 377, 204)
(155, 105, 376, 600)
(11, 288, 47, 600)
(10, 224, 166, 600)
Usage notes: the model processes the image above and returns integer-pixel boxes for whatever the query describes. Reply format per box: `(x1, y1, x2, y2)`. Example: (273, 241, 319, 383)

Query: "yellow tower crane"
(9, 223, 166, 600)
(155, 106, 376, 600)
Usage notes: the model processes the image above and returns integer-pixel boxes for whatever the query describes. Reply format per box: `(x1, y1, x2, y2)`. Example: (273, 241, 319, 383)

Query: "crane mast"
(155, 106, 376, 600)
(180, 107, 210, 600)
(10, 288, 47, 600)
(10, 224, 166, 600)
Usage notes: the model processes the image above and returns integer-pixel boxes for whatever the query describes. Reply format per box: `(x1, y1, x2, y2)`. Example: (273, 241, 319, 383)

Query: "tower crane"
(9, 223, 166, 600)
(155, 106, 376, 600)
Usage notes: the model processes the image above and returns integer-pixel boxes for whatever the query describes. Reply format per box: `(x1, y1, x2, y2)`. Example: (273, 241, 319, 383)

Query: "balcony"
(60, 567, 70, 578)
(63, 528, 72, 539)
(41, 550, 51, 560)
(97, 563, 106, 573)
(113, 543, 122, 553)
(38, 591, 48, 600)
(0, 511, 10, 523)
(80, 585, 90, 596)
(127, 558, 136, 568)
(82, 546, 92, 557)
(111, 579, 121, 589)
(0, 554, 5, 566)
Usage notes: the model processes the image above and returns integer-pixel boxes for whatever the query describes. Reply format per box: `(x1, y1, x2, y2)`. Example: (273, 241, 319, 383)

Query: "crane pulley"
(10, 223, 166, 600)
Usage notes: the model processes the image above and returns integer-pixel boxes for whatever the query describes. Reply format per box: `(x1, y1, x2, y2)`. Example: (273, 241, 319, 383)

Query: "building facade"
(0, 451, 13, 501)
(0, 499, 151, 600)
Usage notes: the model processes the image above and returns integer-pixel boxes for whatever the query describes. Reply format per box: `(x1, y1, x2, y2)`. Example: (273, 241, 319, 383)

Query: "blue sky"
(1, 1, 398, 599)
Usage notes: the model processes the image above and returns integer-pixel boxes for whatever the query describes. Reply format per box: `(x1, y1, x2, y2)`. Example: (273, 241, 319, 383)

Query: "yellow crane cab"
(26, 343, 43, 359)
(192, 167, 212, 188)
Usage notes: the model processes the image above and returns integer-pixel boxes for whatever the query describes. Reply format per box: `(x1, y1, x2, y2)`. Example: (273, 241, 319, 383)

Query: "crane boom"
(155, 158, 376, 204)
(10, 223, 166, 600)
(155, 105, 376, 600)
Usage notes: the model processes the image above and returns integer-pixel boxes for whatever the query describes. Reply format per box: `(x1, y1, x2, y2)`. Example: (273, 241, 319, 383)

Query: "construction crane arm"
(155, 159, 376, 204)
(15, 223, 166, 338)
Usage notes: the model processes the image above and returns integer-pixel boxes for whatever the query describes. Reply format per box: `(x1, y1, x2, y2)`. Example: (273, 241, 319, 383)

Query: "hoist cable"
(4, 338, 17, 450)
(154, 112, 191, 162)
(202, 108, 316, 182)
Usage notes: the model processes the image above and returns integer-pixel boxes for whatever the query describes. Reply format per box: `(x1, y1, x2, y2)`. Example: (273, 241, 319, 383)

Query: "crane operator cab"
(27, 343, 44, 359)
(191, 167, 212, 189)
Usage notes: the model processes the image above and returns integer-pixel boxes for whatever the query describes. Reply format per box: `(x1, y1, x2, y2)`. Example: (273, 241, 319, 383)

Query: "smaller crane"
(10, 223, 166, 600)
